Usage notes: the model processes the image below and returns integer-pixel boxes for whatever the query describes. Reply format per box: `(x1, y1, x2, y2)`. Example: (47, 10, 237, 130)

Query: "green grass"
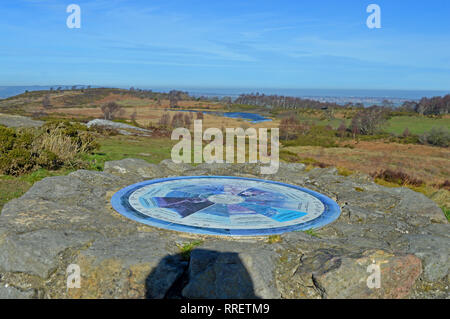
(0, 168, 74, 212)
(442, 206, 450, 222)
(267, 235, 282, 244)
(384, 116, 450, 135)
(314, 118, 350, 129)
(287, 113, 449, 137)
(83, 135, 175, 170)
(177, 240, 203, 260)
(0, 176, 31, 212)
(303, 229, 320, 237)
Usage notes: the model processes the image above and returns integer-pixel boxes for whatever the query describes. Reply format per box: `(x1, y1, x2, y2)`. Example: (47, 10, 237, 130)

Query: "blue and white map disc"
(111, 176, 341, 236)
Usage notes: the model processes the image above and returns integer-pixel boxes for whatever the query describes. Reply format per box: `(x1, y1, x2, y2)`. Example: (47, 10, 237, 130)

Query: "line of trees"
(235, 93, 450, 115)
(234, 93, 342, 110)
(399, 95, 450, 115)
(158, 111, 202, 128)
(279, 106, 389, 140)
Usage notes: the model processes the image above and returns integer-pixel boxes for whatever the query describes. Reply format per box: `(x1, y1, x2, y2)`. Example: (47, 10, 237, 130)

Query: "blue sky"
(0, 0, 449, 90)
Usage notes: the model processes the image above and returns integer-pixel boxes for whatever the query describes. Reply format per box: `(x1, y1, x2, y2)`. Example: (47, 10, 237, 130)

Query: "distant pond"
(170, 110, 272, 124)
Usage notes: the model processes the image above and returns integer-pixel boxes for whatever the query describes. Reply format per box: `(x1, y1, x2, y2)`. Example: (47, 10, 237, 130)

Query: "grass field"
(0, 176, 31, 212)
(384, 116, 450, 135)
(86, 135, 176, 169)
(283, 141, 450, 185)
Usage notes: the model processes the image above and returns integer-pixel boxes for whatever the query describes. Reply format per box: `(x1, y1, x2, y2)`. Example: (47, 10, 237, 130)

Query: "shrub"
(279, 150, 329, 168)
(183, 114, 192, 127)
(283, 125, 338, 148)
(402, 128, 410, 137)
(0, 121, 98, 176)
(0, 148, 34, 176)
(0, 126, 16, 153)
(337, 122, 347, 138)
(100, 102, 123, 120)
(171, 112, 185, 128)
(435, 180, 450, 190)
(88, 124, 119, 136)
(158, 112, 171, 127)
(350, 107, 388, 135)
(371, 169, 424, 187)
(419, 127, 449, 147)
(390, 134, 420, 145)
(280, 116, 300, 140)
(42, 95, 52, 109)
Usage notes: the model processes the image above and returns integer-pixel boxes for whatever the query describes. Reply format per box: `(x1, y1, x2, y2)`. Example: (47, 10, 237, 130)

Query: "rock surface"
(0, 159, 448, 299)
(86, 119, 152, 136)
(0, 113, 44, 128)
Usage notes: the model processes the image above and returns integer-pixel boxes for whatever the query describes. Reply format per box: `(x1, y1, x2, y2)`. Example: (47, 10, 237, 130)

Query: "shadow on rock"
(146, 249, 260, 299)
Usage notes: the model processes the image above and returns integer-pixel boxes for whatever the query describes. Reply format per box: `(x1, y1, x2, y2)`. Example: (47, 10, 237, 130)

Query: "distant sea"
(1, 85, 449, 106)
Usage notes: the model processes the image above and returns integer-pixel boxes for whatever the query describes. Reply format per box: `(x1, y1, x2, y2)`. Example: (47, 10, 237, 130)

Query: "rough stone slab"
(392, 188, 448, 225)
(183, 241, 281, 299)
(405, 234, 450, 282)
(86, 119, 152, 136)
(69, 233, 186, 299)
(284, 249, 422, 299)
(104, 158, 166, 180)
(0, 159, 448, 299)
(0, 285, 35, 299)
(0, 229, 97, 278)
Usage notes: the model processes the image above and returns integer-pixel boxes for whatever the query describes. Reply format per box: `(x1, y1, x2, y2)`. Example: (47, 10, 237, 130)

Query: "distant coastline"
(1, 85, 449, 106)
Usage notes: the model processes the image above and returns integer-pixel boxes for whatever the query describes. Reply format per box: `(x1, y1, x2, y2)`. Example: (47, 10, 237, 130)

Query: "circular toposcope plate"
(111, 176, 341, 236)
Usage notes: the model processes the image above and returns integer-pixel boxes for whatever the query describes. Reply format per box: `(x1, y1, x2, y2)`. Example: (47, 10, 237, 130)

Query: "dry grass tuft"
(371, 169, 424, 187)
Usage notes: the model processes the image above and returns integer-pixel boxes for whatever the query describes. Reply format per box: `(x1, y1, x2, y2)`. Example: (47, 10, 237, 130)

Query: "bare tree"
(171, 112, 185, 128)
(158, 112, 171, 127)
(402, 127, 410, 137)
(100, 102, 123, 120)
(130, 109, 138, 123)
(234, 93, 342, 110)
(222, 96, 232, 110)
(42, 95, 52, 109)
(350, 107, 387, 135)
(280, 116, 300, 140)
(337, 122, 347, 138)
(183, 114, 192, 128)
(169, 95, 178, 108)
